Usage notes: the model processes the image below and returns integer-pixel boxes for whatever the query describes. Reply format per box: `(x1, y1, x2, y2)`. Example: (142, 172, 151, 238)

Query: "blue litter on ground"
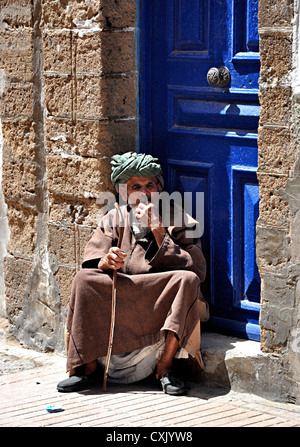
(46, 405, 64, 413)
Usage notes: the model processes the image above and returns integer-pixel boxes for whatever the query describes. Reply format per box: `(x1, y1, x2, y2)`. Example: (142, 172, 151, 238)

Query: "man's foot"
(57, 363, 102, 393)
(157, 371, 187, 396)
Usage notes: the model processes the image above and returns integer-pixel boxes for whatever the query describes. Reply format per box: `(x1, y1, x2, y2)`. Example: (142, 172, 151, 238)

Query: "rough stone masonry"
(256, 0, 300, 403)
(0, 0, 299, 404)
(0, 0, 137, 352)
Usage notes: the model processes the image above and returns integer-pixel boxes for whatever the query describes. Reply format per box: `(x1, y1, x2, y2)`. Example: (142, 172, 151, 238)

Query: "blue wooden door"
(140, 0, 261, 340)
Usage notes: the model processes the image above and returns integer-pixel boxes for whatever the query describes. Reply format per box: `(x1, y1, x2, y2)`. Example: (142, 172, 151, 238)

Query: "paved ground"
(1, 318, 300, 429)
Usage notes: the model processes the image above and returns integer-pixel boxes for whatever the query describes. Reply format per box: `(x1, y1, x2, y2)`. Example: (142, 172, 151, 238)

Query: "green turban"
(111, 151, 163, 186)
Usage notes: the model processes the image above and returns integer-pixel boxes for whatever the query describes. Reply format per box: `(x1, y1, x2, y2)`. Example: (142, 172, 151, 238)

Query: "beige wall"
(257, 0, 300, 401)
(0, 0, 137, 351)
(0, 0, 300, 402)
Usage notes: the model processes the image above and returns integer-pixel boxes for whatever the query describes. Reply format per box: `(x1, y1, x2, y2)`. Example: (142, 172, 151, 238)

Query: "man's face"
(119, 176, 162, 206)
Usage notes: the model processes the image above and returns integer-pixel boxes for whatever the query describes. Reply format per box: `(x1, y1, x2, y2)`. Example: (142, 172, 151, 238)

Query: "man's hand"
(135, 200, 166, 246)
(98, 247, 127, 271)
(135, 201, 156, 229)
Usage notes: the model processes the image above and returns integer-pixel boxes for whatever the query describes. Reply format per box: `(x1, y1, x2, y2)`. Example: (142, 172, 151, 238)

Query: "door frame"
(137, 0, 261, 341)
(138, 0, 153, 156)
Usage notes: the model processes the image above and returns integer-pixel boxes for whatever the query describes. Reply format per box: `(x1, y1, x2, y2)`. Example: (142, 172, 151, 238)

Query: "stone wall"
(257, 0, 300, 402)
(0, 0, 137, 352)
(0, 0, 300, 403)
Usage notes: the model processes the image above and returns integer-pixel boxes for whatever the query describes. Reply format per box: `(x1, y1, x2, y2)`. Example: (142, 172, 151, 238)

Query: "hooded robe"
(65, 204, 208, 375)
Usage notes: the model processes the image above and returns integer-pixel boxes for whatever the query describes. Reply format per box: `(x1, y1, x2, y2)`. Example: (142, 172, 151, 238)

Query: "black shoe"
(160, 371, 187, 396)
(57, 364, 102, 393)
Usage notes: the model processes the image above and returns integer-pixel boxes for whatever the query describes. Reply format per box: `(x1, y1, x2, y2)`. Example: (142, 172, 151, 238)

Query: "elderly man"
(57, 152, 208, 395)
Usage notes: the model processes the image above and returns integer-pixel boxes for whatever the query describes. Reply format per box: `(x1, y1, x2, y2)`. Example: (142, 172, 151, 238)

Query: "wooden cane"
(103, 203, 124, 390)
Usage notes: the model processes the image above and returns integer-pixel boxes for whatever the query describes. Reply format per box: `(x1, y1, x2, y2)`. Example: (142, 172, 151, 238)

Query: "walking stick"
(103, 203, 124, 390)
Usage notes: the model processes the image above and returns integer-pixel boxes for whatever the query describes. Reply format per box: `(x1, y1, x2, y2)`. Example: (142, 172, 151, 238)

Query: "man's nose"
(139, 191, 149, 203)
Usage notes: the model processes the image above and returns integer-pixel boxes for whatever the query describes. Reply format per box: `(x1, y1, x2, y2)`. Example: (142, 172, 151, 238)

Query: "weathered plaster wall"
(0, 102, 10, 318)
(0, 0, 137, 352)
(257, 0, 300, 402)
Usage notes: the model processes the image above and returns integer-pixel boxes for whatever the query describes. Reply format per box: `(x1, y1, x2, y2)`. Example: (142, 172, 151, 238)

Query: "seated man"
(57, 151, 208, 395)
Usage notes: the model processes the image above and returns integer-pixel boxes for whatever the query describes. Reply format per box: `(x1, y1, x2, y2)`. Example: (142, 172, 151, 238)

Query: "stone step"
(199, 332, 294, 404)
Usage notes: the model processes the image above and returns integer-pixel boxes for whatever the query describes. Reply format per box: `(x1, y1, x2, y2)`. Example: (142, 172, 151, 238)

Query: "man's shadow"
(78, 354, 230, 400)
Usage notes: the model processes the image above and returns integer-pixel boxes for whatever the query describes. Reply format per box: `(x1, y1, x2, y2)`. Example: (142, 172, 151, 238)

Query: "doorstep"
(200, 332, 287, 403)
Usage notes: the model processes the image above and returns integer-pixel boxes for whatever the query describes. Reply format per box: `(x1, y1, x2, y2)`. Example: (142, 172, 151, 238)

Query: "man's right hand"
(98, 247, 127, 271)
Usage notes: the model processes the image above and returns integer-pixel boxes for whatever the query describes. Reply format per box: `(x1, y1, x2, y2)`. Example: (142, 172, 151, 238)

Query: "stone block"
(41, 0, 74, 29)
(200, 332, 282, 401)
(101, 30, 136, 73)
(74, 32, 103, 75)
(71, 224, 95, 261)
(256, 174, 289, 227)
(256, 225, 289, 268)
(1, 0, 32, 7)
(55, 266, 76, 308)
(200, 332, 298, 403)
(282, 175, 300, 215)
(4, 254, 33, 324)
(46, 153, 111, 198)
(258, 0, 294, 27)
(42, 0, 102, 29)
(74, 75, 102, 119)
(100, 75, 136, 118)
(48, 223, 76, 267)
(224, 337, 291, 402)
(259, 86, 292, 125)
(77, 225, 95, 259)
(48, 222, 94, 266)
(260, 301, 292, 347)
(42, 0, 136, 30)
(0, 29, 33, 82)
(78, 226, 95, 248)
(43, 30, 72, 75)
(49, 196, 105, 228)
(0, 82, 33, 119)
(100, 0, 137, 28)
(259, 268, 296, 350)
(260, 271, 295, 309)
(76, 30, 135, 75)
(0, 2, 32, 28)
(1, 120, 35, 161)
(75, 74, 136, 120)
(46, 117, 76, 158)
(259, 33, 292, 84)
(46, 116, 137, 158)
(258, 126, 292, 175)
(2, 160, 36, 208)
(11, 259, 66, 353)
(290, 210, 300, 263)
(44, 74, 73, 119)
(5, 204, 37, 258)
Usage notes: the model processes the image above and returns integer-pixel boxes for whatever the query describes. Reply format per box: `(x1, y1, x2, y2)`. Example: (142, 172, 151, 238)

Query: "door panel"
(169, 0, 209, 54)
(168, 88, 260, 135)
(140, 0, 261, 340)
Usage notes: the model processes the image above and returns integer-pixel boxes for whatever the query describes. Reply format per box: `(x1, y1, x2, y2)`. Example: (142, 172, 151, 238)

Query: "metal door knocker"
(207, 66, 230, 87)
